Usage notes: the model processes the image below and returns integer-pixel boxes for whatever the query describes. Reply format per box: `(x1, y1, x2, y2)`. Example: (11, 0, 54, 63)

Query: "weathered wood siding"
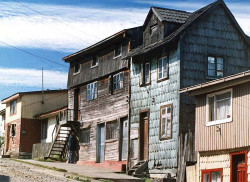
(68, 42, 129, 88)
(70, 70, 129, 161)
(32, 142, 52, 159)
(195, 82, 250, 152)
(179, 6, 250, 134)
(130, 42, 180, 173)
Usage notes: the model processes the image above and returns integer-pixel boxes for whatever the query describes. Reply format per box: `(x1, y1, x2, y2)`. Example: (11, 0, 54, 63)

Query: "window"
(150, 25, 157, 35)
(159, 104, 172, 140)
(41, 120, 48, 140)
(158, 57, 168, 81)
(73, 63, 80, 74)
(201, 168, 222, 182)
(87, 82, 97, 101)
(10, 100, 17, 115)
(106, 121, 118, 140)
(91, 55, 99, 68)
(113, 72, 124, 91)
(208, 56, 223, 78)
(114, 44, 122, 58)
(140, 62, 151, 85)
(79, 128, 90, 144)
(9, 124, 16, 137)
(206, 89, 232, 126)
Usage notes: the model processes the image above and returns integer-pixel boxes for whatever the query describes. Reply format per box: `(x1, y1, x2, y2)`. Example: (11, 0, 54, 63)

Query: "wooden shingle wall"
(179, 6, 249, 134)
(130, 43, 180, 173)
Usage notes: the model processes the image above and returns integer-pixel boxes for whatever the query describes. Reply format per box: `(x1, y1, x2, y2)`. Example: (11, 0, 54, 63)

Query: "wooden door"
(97, 124, 105, 163)
(139, 111, 149, 161)
(120, 117, 128, 161)
(237, 163, 246, 182)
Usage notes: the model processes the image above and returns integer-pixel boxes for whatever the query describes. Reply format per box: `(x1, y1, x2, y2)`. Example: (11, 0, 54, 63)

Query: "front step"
(128, 161, 148, 176)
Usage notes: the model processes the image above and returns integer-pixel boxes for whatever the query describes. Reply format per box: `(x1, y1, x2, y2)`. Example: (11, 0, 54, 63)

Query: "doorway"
(119, 117, 128, 161)
(139, 110, 149, 161)
(230, 151, 247, 182)
(97, 123, 105, 163)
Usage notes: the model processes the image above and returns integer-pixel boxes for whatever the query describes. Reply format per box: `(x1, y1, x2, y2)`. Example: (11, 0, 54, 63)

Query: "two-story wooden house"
(126, 0, 250, 179)
(62, 27, 142, 170)
(180, 70, 250, 182)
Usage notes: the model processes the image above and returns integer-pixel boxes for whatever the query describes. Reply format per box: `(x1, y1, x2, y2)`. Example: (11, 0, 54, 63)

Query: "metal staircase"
(128, 161, 148, 177)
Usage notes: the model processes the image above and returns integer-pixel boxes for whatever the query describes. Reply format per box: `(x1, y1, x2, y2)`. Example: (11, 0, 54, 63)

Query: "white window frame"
(158, 56, 168, 81)
(73, 64, 81, 75)
(87, 81, 98, 101)
(91, 55, 99, 68)
(159, 104, 173, 140)
(206, 88, 232, 126)
(113, 44, 122, 59)
(113, 72, 124, 91)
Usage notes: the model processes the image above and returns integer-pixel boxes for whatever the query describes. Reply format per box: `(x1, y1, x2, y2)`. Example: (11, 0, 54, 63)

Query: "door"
(74, 88, 80, 121)
(139, 111, 149, 161)
(231, 151, 247, 182)
(120, 117, 128, 161)
(237, 163, 246, 182)
(97, 123, 105, 163)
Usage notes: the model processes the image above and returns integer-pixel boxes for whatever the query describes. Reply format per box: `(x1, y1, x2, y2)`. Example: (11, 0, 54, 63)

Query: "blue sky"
(0, 0, 249, 101)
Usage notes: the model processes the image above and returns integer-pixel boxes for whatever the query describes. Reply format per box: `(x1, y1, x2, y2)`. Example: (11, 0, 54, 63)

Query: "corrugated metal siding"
(130, 42, 180, 171)
(195, 82, 250, 152)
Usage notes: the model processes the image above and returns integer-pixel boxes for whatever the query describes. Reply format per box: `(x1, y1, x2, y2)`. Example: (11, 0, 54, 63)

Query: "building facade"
(1, 90, 68, 158)
(63, 27, 142, 170)
(180, 71, 250, 182)
(126, 0, 250, 179)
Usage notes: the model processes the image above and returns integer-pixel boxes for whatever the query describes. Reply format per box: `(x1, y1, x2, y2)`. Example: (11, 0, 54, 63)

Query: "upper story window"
(159, 104, 172, 140)
(106, 120, 118, 140)
(109, 72, 124, 94)
(79, 128, 90, 144)
(206, 89, 232, 126)
(10, 100, 17, 115)
(158, 57, 168, 81)
(73, 63, 80, 75)
(114, 44, 122, 58)
(208, 56, 223, 78)
(87, 81, 98, 101)
(201, 168, 222, 182)
(140, 62, 151, 86)
(91, 55, 99, 68)
(150, 25, 157, 35)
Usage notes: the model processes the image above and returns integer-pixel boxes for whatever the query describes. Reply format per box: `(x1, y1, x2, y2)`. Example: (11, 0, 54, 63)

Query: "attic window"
(91, 55, 99, 68)
(114, 44, 122, 58)
(150, 25, 157, 35)
(73, 63, 80, 74)
(207, 56, 223, 78)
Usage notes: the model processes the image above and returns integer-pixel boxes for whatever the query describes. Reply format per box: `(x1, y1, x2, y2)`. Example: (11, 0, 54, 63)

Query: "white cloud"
(0, 2, 147, 52)
(0, 67, 67, 89)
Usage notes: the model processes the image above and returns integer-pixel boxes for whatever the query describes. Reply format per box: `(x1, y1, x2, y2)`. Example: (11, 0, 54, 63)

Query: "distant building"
(180, 70, 250, 182)
(1, 90, 68, 158)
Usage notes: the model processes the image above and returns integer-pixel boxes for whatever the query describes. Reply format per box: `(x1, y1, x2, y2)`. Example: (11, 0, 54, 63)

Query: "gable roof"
(127, 0, 250, 58)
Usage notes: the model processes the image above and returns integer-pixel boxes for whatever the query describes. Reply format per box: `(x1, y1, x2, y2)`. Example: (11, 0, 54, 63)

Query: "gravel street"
(0, 158, 83, 182)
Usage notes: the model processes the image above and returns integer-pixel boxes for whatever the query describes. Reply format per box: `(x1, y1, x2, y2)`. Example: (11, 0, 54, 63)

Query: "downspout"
(126, 57, 132, 173)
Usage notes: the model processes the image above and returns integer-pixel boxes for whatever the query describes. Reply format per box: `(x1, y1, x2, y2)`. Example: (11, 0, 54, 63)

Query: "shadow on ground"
(0, 175, 10, 182)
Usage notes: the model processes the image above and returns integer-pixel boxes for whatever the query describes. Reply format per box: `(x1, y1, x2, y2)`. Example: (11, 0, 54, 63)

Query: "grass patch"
(11, 159, 68, 172)
(143, 177, 151, 182)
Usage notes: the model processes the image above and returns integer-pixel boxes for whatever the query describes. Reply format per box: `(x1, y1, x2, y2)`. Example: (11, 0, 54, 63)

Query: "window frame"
(10, 100, 17, 116)
(73, 63, 81, 75)
(206, 88, 232, 126)
(113, 72, 124, 91)
(159, 104, 173, 140)
(91, 55, 99, 68)
(113, 44, 122, 59)
(201, 168, 223, 182)
(87, 81, 98, 101)
(207, 56, 224, 79)
(157, 56, 169, 82)
(105, 120, 118, 141)
(139, 61, 151, 86)
(9, 123, 16, 137)
(79, 127, 90, 144)
(41, 120, 48, 140)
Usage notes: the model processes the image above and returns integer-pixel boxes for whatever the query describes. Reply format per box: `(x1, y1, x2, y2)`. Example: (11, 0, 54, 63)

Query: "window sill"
(10, 113, 17, 116)
(139, 82, 151, 87)
(91, 65, 98, 69)
(206, 76, 223, 80)
(73, 71, 80, 76)
(206, 118, 232, 126)
(159, 136, 172, 141)
(157, 77, 168, 83)
(105, 139, 118, 143)
(113, 54, 122, 59)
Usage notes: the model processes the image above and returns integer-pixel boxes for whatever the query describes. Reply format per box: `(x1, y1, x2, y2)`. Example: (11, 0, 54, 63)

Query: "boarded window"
(73, 63, 80, 74)
(114, 44, 122, 57)
(113, 72, 124, 91)
(201, 168, 222, 182)
(158, 57, 168, 80)
(87, 82, 98, 101)
(140, 62, 151, 85)
(91, 55, 99, 67)
(208, 56, 223, 78)
(207, 89, 232, 125)
(41, 120, 48, 140)
(159, 104, 172, 140)
(106, 121, 118, 140)
(80, 128, 90, 144)
(10, 100, 17, 115)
